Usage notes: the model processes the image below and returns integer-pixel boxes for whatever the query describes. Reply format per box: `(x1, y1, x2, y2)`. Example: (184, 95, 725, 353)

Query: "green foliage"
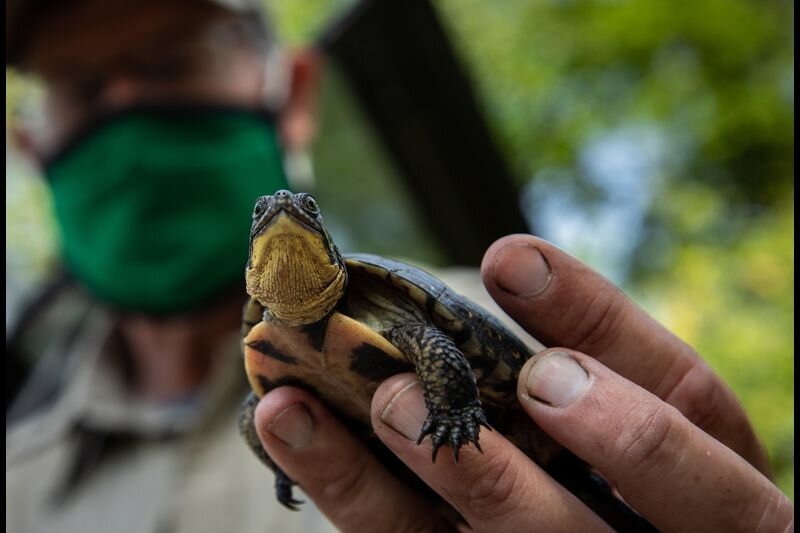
(266, 0, 352, 44)
(637, 196, 794, 498)
(6, 72, 60, 284)
(432, 0, 793, 496)
(436, 0, 792, 195)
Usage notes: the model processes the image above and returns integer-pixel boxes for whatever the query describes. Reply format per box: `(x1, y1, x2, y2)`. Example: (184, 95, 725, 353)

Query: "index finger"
(480, 235, 770, 475)
(255, 387, 455, 532)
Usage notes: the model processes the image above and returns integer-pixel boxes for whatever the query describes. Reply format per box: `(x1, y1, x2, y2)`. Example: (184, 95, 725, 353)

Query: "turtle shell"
(243, 253, 561, 467)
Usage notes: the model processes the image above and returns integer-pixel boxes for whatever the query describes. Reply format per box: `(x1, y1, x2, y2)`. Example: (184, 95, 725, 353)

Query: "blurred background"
(7, 0, 793, 497)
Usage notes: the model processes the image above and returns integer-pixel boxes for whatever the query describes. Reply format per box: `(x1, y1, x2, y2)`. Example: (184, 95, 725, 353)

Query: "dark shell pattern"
(244, 252, 562, 469)
(344, 253, 533, 407)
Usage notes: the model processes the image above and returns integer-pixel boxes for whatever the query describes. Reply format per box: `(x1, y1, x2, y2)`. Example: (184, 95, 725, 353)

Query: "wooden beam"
(319, 0, 529, 265)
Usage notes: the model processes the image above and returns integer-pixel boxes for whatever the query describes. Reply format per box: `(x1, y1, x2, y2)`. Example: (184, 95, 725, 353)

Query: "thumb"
(516, 349, 792, 532)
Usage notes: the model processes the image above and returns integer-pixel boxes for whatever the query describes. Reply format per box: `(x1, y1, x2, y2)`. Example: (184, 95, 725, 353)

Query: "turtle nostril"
(273, 190, 291, 205)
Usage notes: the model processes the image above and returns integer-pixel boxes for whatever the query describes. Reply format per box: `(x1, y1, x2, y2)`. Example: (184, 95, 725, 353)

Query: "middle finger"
(480, 235, 770, 475)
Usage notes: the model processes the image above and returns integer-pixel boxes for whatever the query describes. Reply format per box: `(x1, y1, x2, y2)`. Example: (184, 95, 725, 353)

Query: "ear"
(100, 76, 140, 109)
(10, 126, 44, 166)
(280, 47, 323, 151)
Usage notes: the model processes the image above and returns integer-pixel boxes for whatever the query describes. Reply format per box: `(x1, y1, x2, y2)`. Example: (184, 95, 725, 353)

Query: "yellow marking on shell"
(246, 213, 345, 326)
(404, 283, 428, 306)
(244, 312, 406, 424)
(433, 300, 456, 322)
(458, 335, 481, 355)
(475, 359, 517, 405)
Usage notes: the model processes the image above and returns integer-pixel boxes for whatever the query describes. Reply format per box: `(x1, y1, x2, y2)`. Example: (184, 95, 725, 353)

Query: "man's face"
(15, 1, 276, 160)
(7, 0, 326, 317)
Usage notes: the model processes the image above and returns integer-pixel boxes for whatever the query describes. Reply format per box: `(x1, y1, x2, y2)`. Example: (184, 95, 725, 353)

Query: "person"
(5, 1, 336, 531)
(250, 235, 794, 531)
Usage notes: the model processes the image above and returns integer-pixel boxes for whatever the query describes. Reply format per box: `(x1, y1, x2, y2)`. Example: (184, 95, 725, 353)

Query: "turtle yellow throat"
(246, 215, 346, 327)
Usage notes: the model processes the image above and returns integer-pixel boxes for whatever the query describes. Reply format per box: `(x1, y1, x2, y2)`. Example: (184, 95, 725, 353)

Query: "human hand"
(253, 235, 793, 532)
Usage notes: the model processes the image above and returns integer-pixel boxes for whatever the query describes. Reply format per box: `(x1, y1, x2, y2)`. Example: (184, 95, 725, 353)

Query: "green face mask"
(45, 107, 289, 314)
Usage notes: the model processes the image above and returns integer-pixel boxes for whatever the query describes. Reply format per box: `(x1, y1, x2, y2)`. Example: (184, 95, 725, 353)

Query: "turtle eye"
(302, 194, 320, 214)
(253, 200, 266, 219)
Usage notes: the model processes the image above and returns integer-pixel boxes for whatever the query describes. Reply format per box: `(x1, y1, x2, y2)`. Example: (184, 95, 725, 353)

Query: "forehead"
(23, 2, 206, 73)
(19, 0, 272, 106)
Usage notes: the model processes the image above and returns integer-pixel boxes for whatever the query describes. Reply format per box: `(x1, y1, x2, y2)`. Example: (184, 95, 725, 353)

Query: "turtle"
(238, 190, 655, 532)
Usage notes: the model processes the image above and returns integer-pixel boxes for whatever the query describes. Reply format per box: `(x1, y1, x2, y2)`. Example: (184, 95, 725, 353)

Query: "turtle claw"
(418, 405, 488, 463)
(476, 410, 491, 430)
(276, 469, 304, 511)
(416, 419, 434, 445)
(431, 443, 441, 463)
(278, 495, 305, 512)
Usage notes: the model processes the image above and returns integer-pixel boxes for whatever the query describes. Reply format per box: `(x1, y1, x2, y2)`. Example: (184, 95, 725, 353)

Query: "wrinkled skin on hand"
(252, 235, 793, 533)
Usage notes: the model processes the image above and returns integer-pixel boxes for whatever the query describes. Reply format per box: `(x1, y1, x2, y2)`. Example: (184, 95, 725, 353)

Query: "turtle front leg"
(239, 392, 304, 510)
(385, 323, 490, 463)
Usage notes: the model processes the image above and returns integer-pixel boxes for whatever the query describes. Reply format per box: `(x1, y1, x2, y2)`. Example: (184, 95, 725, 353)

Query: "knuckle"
(665, 358, 771, 473)
(612, 400, 682, 476)
(666, 360, 736, 435)
(678, 371, 725, 432)
(749, 486, 794, 533)
(461, 451, 525, 520)
(318, 452, 371, 503)
(563, 286, 628, 354)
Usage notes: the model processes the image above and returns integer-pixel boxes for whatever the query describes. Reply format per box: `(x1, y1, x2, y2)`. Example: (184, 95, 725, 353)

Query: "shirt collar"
(47, 306, 249, 501)
(61, 308, 247, 439)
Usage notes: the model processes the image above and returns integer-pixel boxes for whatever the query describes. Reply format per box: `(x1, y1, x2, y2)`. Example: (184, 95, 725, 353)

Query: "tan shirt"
(6, 307, 337, 533)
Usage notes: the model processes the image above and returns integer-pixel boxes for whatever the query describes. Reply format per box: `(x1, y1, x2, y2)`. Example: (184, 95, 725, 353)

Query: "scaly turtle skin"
(239, 191, 655, 532)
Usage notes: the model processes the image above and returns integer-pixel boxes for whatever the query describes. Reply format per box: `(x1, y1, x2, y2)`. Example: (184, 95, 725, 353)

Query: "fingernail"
(493, 243, 551, 297)
(268, 403, 314, 449)
(524, 352, 590, 407)
(380, 380, 427, 441)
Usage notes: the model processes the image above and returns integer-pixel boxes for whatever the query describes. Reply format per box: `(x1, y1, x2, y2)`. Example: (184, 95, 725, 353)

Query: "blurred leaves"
(638, 196, 793, 498)
(433, 0, 793, 497)
(6, 73, 60, 288)
(271, 0, 795, 497)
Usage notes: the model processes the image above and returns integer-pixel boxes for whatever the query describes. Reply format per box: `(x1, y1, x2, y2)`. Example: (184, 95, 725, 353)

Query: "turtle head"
(245, 190, 347, 326)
